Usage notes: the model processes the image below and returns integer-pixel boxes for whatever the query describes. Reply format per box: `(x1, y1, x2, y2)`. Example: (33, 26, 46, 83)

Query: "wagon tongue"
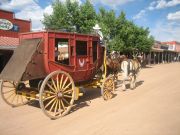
(0, 38, 42, 82)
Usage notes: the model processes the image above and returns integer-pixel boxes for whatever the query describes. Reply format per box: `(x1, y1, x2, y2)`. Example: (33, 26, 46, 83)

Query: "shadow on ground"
(27, 88, 105, 113)
(26, 80, 144, 114)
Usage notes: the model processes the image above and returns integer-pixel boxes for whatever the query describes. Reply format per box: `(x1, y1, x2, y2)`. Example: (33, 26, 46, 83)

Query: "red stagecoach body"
(0, 31, 105, 83)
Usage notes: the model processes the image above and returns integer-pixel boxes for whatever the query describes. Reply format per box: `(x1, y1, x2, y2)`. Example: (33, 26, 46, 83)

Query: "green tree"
(97, 7, 116, 41)
(107, 11, 154, 54)
(65, 0, 81, 32)
(43, 0, 70, 30)
(78, 0, 96, 33)
(43, 0, 96, 33)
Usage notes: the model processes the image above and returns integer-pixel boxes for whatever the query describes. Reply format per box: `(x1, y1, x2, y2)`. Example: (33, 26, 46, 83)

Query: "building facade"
(0, 9, 31, 73)
(147, 41, 180, 65)
(0, 9, 31, 38)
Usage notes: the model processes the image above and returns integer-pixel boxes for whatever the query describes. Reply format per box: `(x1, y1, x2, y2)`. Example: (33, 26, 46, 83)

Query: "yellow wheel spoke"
(60, 99, 66, 111)
(44, 90, 56, 95)
(44, 97, 56, 109)
(11, 94, 16, 103)
(2, 85, 14, 88)
(61, 76, 68, 90)
(62, 98, 70, 106)
(43, 95, 56, 101)
(49, 99, 57, 112)
(63, 95, 72, 98)
(58, 100, 62, 114)
(2, 89, 15, 94)
(54, 99, 59, 115)
(47, 82, 56, 93)
(62, 82, 72, 92)
(51, 78, 58, 92)
(59, 74, 64, 89)
(63, 89, 73, 94)
(56, 74, 60, 91)
(6, 92, 15, 100)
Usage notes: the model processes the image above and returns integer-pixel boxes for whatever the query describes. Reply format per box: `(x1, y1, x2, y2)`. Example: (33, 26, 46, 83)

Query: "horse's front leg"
(130, 73, 136, 90)
(122, 72, 127, 91)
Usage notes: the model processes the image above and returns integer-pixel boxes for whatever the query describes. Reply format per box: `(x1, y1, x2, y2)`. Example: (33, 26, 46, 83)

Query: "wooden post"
(149, 52, 151, 65)
(162, 52, 164, 63)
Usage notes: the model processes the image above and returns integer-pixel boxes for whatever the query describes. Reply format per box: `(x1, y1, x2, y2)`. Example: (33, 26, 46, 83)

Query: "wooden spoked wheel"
(101, 75, 115, 100)
(39, 70, 75, 119)
(0, 80, 30, 107)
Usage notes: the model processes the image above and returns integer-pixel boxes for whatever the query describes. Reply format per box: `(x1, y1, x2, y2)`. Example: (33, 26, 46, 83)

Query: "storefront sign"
(0, 19, 13, 30)
(168, 44, 175, 51)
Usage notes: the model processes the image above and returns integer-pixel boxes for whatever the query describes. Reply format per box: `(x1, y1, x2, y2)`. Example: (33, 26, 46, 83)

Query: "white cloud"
(0, 0, 35, 10)
(91, 0, 134, 9)
(134, 0, 180, 20)
(150, 21, 180, 42)
(133, 10, 146, 20)
(148, 0, 180, 10)
(167, 11, 180, 20)
(44, 5, 53, 15)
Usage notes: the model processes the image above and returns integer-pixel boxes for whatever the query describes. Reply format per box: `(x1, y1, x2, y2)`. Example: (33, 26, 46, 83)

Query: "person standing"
(93, 24, 104, 45)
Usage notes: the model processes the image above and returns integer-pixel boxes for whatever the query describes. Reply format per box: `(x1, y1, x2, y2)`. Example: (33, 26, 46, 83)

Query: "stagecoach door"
(76, 40, 88, 70)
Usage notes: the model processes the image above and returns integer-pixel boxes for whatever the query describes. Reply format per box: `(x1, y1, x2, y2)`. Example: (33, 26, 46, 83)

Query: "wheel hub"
(16, 83, 25, 91)
(57, 92, 63, 98)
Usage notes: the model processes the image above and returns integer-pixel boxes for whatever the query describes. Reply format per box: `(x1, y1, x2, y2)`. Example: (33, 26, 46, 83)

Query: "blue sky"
(0, 0, 180, 42)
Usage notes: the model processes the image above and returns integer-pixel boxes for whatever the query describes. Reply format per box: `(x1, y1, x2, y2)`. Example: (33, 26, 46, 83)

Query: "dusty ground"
(0, 63, 180, 135)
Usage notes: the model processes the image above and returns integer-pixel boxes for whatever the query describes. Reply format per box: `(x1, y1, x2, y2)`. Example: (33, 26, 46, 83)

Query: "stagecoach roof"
(20, 30, 99, 37)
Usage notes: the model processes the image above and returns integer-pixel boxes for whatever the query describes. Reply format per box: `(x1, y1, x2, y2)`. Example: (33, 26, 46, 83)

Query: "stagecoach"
(0, 31, 115, 119)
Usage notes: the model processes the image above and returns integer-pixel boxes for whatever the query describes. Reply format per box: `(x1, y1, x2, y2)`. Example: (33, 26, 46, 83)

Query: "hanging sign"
(0, 19, 13, 30)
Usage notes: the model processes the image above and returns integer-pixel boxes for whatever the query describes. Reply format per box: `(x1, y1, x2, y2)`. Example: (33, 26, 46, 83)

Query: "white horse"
(121, 58, 141, 90)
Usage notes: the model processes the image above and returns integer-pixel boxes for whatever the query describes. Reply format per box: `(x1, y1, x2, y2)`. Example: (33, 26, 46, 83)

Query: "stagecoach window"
(55, 38, 69, 65)
(93, 41, 98, 62)
(76, 41, 87, 56)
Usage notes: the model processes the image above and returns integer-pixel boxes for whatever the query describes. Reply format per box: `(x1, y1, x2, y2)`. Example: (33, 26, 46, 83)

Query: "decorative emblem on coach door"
(79, 59, 85, 67)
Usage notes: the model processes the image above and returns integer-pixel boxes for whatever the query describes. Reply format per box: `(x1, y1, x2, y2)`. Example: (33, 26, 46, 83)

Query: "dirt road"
(0, 63, 180, 135)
